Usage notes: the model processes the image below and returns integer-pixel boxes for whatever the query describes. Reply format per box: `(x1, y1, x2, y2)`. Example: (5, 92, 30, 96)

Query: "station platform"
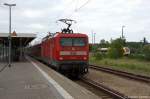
(0, 57, 100, 99)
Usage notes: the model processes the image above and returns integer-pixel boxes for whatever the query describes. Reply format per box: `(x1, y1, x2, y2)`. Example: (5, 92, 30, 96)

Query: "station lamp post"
(4, 3, 16, 67)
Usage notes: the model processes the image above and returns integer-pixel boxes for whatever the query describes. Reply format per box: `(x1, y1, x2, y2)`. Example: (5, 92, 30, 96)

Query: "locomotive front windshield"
(60, 38, 86, 46)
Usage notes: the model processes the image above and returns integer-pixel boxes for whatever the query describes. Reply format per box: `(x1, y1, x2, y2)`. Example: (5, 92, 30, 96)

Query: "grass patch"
(90, 56, 150, 77)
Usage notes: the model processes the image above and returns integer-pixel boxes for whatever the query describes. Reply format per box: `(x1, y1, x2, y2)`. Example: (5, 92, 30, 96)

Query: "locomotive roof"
(41, 32, 88, 42)
(54, 32, 88, 38)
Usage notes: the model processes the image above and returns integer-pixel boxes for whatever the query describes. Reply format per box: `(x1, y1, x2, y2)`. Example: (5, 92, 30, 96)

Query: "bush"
(93, 52, 103, 60)
(108, 48, 120, 59)
(108, 38, 124, 59)
(91, 46, 98, 52)
(143, 45, 150, 60)
(128, 54, 144, 60)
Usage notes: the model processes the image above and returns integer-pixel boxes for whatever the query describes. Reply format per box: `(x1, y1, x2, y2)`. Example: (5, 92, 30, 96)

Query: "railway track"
(89, 64, 150, 83)
(81, 77, 129, 99)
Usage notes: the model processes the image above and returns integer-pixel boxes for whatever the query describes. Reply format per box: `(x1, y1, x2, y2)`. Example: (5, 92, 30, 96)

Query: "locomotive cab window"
(60, 38, 86, 46)
(60, 38, 72, 46)
(73, 38, 85, 46)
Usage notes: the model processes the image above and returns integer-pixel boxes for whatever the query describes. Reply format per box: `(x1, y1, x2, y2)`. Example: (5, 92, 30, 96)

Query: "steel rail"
(89, 65, 150, 83)
(81, 77, 129, 99)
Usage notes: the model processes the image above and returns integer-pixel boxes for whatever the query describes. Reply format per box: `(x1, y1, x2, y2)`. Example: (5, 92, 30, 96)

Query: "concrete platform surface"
(0, 57, 100, 99)
(0, 62, 61, 99)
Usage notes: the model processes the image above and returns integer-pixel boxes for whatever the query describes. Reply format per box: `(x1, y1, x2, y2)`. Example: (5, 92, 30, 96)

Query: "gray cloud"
(0, 0, 150, 43)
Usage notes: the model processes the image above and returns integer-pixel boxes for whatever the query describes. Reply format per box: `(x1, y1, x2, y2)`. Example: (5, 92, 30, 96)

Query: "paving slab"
(0, 62, 59, 99)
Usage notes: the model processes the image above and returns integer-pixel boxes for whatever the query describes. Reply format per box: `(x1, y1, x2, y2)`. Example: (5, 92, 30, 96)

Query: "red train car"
(28, 19, 89, 76)
(31, 44, 41, 57)
(40, 32, 89, 76)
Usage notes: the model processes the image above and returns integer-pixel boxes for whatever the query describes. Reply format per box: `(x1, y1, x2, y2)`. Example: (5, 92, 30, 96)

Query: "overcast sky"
(0, 0, 150, 43)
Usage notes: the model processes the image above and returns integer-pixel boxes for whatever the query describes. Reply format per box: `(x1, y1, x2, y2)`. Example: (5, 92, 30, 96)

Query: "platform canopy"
(0, 32, 36, 46)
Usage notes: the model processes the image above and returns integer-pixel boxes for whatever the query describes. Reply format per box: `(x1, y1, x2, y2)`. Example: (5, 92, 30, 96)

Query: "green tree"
(108, 38, 124, 59)
(126, 42, 143, 54)
(143, 37, 148, 45)
(99, 39, 110, 48)
(143, 45, 150, 60)
(93, 52, 103, 60)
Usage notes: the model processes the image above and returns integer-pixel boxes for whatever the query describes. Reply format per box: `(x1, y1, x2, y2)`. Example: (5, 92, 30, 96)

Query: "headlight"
(83, 57, 87, 60)
(59, 57, 63, 60)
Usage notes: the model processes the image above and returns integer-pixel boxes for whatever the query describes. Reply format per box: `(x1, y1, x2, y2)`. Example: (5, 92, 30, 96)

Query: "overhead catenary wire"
(68, 0, 91, 17)
(56, 0, 91, 20)
(74, 0, 91, 12)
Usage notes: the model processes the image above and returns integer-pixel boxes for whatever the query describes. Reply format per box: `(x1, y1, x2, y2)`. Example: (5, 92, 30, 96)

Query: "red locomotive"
(28, 19, 89, 76)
